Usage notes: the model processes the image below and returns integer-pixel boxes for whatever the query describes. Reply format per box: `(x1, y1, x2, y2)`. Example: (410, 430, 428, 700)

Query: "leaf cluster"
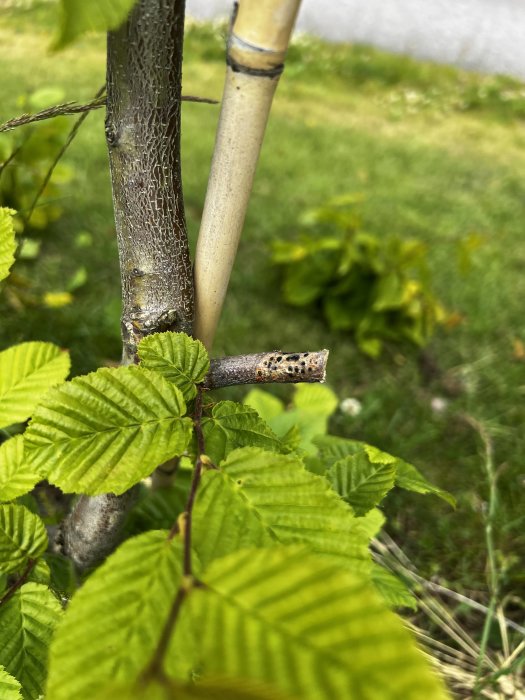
(0, 249, 453, 699)
(272, 195, 446, 357)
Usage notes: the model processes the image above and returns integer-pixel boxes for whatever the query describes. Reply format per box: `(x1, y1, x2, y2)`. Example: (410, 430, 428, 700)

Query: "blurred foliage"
(272, 195, 447, 357)
(0, 86, 73, 232)
(185, 22, 525, 122)
(0, 87, 84, 311)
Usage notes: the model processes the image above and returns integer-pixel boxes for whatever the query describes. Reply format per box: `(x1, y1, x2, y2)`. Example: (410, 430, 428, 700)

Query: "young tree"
(0, 1, 453, 698)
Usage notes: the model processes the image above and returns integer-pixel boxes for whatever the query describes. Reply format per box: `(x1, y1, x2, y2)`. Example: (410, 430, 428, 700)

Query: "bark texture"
(106, 0, 193, 364)
(56, 490, 139, 571)
(59, 0, 193, 572)
(204, 350, 328, 389)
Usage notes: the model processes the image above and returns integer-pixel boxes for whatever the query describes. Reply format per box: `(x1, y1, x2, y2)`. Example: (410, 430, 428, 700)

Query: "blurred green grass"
(0, 5, 524, 601)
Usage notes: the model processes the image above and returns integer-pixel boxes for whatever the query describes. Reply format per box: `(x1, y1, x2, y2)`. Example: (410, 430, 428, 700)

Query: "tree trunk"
(58, 0, 192, 570)
(105, 0, 193, 364)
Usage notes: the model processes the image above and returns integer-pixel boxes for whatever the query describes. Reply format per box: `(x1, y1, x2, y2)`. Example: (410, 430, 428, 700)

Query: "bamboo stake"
(194, 0, 302, 351)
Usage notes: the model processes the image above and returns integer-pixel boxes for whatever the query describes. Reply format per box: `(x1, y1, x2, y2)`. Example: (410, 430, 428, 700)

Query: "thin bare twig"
(204, 349, 328, 389)
(0, 94, 218, 133)
(22, 86, 106, 227)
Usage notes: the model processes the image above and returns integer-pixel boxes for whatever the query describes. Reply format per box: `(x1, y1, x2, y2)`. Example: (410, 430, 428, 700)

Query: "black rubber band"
(227, 54, 284, 78)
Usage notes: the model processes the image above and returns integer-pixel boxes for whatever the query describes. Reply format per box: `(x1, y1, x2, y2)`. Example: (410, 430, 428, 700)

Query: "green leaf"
(326, 453, 397, 514)
(202, 402, 285, 464)
(0, 583, 62, 700)
(395, 459, 456, 507)
(0, 665, 23, 700)
(371, 564, 417, 610)
(0, 208, 16, 283)
(125, 474, 191, 537)
(45, 552, 77, 598)
(180, 547, 450, 700)
(192, 447, 370, 572)
(314, 434, 363, 467)
(54, 0, 139, 49)
(26, 558, 51, 587)
(243, 389, 285, 423)
(248, 385, 338, 455)
(46, 531, 184, 700)
(24, 366, 192, 495)
(0, 342, 71, 429)
(0, 436, 40, 502)
(0, 505, 48, 575)
(138, 332, 209, 401)
(94, 678, 290, 700)
(315, 436, 455, 507)
(357, 507, 385, 539)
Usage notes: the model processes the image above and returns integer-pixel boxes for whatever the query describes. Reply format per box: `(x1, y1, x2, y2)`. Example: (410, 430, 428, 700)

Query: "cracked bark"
(105, 0, 193, 364)
(58, 0, 193, 571)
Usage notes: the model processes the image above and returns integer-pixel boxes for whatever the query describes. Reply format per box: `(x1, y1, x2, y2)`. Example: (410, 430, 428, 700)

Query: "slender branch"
(141, 585, 188, 680)
(0, 559, 36, 607)
(0, 94, 217, 133)
(204, 349, 328, 389)
(143, 387, 207, 680)
(182, 386, 206, 575)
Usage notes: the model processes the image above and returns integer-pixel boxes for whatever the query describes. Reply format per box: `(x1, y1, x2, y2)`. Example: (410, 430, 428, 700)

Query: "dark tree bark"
(59, 0, 193, 570)
(105, 0, 193, 364)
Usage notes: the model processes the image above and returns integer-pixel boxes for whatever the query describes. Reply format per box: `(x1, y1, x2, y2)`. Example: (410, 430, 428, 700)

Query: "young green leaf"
(192, 447, 370, 572)
(243, 389, 285, 423)
(0, 504, 47, 575)
(326, 452, 397, 515)
(179, 547, 450, 700)
(54, 0, 139, 49)
(0, 436, 40, 502)
(202, 402, 286, 464)
(0, 665, 22, 700)
(25, 366, 192, 495)
(0, 342, 70, 429)
(46, 531, 184, 700)
(26, 559, 51, 587)
(371, 564, 417, 610)
(315, 435, 455, 507)
(0, 583, 62, 700)
(44, 553, 77, 598)
(357, 507, 385, 540)
(138, 332, 209, 401)
(125, 474, 191, 537)
(0, 207, 16, 283)
(395, 459, 456, 507)
(245, 385, 338, 454)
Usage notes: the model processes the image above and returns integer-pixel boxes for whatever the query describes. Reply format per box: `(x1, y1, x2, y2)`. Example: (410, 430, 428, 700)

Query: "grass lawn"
(1, 3, 524, 626)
